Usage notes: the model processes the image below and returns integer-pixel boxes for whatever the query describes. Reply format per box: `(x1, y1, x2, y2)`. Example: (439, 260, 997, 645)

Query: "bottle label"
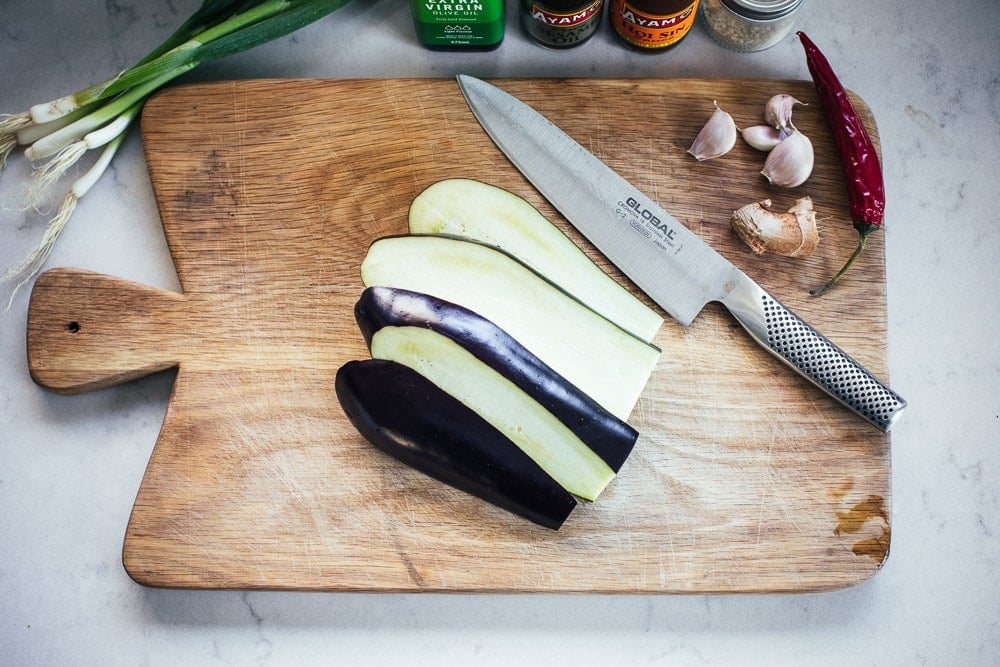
(522, 0, 604, 46)
(610, 0, 699, 49)
(411, 0, 505, 47)
(528, 0, 603, 27)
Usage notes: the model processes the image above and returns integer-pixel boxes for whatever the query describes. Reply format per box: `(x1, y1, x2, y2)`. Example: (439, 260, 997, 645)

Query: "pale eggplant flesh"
(407, 178, 664, 342)
(371, 326, 615, 500)
(336, 358, 577, 530)
(360, 235, 661, 421)
(355, 286, 639, 472)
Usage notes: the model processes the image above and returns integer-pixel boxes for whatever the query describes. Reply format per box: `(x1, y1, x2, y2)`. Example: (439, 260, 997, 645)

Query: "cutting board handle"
(27, 268, 185, 394)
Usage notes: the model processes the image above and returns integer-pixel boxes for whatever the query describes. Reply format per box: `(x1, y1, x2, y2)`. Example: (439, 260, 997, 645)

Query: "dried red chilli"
(798, 31, 886, 296)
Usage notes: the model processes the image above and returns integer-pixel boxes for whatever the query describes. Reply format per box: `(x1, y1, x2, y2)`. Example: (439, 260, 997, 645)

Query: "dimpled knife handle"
(722, 278, 906, 432)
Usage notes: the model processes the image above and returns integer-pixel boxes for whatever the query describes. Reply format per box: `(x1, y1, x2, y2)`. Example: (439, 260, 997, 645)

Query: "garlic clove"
(761, 129, 814, 187)
(741, 125, 783, 152)
(730, 197, 818, 258)
(764, 94, 806, 130)
(687, 102, 737, 161)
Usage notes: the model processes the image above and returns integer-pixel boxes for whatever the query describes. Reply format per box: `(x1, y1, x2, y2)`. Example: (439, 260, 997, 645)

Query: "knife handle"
(721, 280, 906, 432)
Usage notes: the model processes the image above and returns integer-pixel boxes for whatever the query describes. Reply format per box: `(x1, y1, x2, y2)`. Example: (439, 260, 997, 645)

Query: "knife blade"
(456, 75, 906, 433)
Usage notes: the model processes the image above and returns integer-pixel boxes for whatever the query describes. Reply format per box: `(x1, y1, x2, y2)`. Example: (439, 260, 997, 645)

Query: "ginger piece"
(730, 197, 818, 258)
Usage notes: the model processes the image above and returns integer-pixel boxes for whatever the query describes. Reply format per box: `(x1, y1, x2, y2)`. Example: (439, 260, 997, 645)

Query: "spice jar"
(701, 0, 803, 52)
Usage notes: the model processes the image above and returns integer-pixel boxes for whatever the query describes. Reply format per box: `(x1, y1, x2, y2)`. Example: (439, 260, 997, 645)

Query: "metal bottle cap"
(721, 0, 802, 21)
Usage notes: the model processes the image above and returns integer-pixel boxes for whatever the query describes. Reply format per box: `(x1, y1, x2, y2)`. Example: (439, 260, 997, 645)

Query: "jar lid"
(721, 0, 802, 20)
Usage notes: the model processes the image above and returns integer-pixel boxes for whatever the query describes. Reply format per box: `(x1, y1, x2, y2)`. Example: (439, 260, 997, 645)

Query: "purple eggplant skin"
(336, 358, 577, 530)
(355, 286, 639, 472)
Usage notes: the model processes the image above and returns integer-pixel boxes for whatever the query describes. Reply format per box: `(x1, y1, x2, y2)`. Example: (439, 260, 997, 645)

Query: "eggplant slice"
(355, 286, 639, 473)
(360, 235, 660, 421)
(336, 358, 577, 530)
(408, 178, 663, 342)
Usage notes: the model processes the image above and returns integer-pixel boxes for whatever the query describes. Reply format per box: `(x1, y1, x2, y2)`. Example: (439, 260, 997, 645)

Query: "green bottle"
(409, 0, 505, 50)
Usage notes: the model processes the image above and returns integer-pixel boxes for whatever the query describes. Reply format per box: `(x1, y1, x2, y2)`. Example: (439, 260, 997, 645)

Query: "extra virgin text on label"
(421, 1, 485, 15)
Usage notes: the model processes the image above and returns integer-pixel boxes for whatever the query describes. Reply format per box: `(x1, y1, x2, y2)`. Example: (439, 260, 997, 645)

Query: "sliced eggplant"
(355, 286, 638, 472)
(369, 325, 616, 501)
(408, 178, 663, 342)
(360, 235, 661, 421)
(336, 359, 576, 530)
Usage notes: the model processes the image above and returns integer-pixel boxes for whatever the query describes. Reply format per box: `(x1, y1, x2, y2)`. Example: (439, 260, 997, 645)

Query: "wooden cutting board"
(26, 78, 894, 593)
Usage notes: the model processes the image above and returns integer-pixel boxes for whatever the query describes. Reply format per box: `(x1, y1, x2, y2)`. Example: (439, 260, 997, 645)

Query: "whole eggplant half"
(336, 358, 577, 530)
(355, 285, 639, 472)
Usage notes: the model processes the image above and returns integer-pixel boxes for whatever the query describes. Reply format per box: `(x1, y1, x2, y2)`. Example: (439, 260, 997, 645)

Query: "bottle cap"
(721, 0, 802, 21)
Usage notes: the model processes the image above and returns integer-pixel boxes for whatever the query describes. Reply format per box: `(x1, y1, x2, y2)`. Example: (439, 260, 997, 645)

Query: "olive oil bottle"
(410, 0, 506, 50)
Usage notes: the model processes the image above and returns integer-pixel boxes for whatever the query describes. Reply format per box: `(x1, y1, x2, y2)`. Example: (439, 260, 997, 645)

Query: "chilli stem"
(810, 230, 871, 297)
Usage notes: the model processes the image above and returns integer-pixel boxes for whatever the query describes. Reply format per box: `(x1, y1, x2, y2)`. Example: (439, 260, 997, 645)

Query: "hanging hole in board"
(66, 321, 80, 334)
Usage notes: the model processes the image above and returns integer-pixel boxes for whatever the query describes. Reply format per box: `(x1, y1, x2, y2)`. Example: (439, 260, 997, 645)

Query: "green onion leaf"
(3, 0, 356, 301)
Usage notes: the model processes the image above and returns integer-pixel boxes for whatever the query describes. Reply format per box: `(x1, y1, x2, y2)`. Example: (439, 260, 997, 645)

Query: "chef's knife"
(457, 75, 906, 433)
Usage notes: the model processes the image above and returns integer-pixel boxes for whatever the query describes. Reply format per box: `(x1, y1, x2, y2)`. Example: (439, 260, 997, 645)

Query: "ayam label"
(609, 0, 697, 48)
(617, 6, 691, 29)
(530, 1, 602, 26)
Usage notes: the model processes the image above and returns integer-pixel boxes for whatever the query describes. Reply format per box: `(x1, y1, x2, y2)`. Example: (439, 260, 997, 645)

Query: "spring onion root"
(2, 134, 127, 311)
(1, 113, 32, 168)
(2, 0, 354, 307)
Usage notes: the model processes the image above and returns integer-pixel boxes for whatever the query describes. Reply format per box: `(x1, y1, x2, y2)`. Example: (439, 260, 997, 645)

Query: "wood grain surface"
(26, 78, 893, 592)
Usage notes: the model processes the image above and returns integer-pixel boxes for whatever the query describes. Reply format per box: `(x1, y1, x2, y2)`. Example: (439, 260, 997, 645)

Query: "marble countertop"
(2, 0, 997, 664)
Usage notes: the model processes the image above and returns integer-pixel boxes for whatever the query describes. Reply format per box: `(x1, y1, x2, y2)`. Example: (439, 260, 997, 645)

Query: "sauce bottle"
(609, 0, 700, 51)
(521, 0, 605, 48)
(410, 0, 505, 50)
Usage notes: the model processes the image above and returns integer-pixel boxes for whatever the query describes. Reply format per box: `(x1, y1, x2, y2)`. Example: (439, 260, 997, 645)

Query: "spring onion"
(1, 0, 354, 307)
